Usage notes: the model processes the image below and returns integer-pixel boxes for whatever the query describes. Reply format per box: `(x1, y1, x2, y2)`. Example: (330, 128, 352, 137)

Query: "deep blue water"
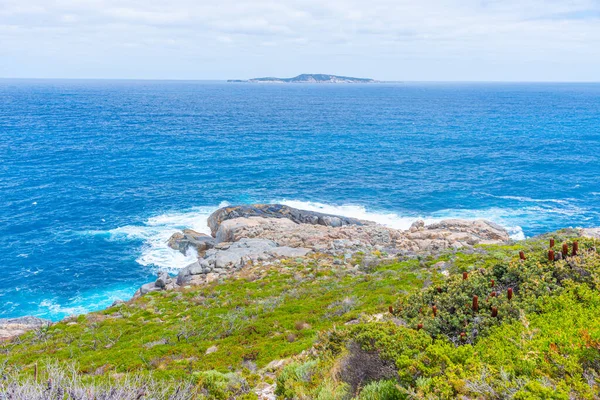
(1, 80, 600, 321)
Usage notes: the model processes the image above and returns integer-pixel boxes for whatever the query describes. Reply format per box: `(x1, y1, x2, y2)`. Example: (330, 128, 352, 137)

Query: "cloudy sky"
(1, 0, 599, 81)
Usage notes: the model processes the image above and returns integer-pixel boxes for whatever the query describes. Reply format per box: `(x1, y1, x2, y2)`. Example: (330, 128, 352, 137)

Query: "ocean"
(1, 80, 599, 321)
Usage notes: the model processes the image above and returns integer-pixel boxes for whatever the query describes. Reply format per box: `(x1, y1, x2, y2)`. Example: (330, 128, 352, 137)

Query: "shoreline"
(0, 202, 543, 340)
(3, 201, 598, 329)
(3, 209, 599, 398)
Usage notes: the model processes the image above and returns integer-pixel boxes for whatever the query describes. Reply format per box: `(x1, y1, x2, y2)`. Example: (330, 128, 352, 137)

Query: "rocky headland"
(135, 204, 510, 296)
(4, 203, 597, 342)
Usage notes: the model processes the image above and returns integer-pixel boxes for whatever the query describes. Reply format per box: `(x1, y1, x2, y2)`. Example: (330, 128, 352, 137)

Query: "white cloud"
(0, 0, 599, 80)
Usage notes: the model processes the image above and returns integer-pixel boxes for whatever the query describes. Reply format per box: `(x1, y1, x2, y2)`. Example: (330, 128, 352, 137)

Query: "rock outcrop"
(207, 204, 364, 237)
(0, 316, 51, 341)
(211, 215, 508, 255)
(134, 271, 179, 297)
(167, 229, 215, 256)
(176, 238, 311, 286)
(134, 204, 510, 297)
(135, 237, 312, 296)
(581, 228, 600, 239)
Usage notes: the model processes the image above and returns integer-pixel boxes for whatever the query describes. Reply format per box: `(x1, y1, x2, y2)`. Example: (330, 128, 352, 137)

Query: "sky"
(1, 0, 600, 81)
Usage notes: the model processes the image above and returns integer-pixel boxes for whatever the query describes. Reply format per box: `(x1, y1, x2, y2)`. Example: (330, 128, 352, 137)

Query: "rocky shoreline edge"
(3, 204, 599, 341)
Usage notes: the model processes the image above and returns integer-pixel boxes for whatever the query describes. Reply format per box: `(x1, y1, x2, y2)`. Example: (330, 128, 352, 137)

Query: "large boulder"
(133, 271, 178, 298)
(581, 228, 600, 239)
(207, 204, 365, 237)
(167, 229, 215, 255)
(0, 316, 51, 341)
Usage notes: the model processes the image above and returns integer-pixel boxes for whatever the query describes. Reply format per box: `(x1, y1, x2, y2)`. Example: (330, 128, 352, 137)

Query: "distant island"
(227, 73, 376, 83)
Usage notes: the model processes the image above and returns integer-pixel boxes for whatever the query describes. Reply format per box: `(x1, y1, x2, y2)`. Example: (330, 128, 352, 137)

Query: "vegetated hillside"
(228, 74, 376, 83)
(278, 231, 600, 399)
(2, 230, 600, 399)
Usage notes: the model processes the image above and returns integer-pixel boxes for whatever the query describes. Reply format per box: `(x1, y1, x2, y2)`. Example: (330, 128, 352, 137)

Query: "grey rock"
(432, 261, 450, 273)
(0, 316, 51, 341)
(155, 271, 171, 288)
(139, 282, 161, 295)
(265, 359, 288, 370)
(167, 232, 185, 250)
(581, 228, 600, 239)
(167, 229, 215, 255)
(242, 359, 258, 372)
(270, 246, 311, 258)
(207, 204, 365, 237)
(187, 261, 205, 275)
(410, 219, 425, 232)
(144, 338, 169, 348)
(176, 238, 312, 286)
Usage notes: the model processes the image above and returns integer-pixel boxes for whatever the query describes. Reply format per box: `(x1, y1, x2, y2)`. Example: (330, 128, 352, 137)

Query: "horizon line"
(1, 77, 600, 84)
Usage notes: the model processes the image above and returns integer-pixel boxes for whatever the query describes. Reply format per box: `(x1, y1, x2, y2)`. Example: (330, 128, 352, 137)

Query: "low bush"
(357, 380, 404, 400)
(277, 235, 600, 399)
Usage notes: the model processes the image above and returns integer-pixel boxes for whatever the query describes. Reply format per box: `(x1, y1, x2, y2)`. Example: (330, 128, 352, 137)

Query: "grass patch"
(2, 258, 422, 383)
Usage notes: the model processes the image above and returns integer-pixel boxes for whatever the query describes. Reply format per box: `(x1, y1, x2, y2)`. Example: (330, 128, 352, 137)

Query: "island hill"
(227, 73, 376, 83)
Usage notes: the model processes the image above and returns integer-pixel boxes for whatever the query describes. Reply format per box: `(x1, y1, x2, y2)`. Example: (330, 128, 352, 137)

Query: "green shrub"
(194, 370, 251, 399)
(396, 238, 600, 343)
(358, 380, 404, 400)
(296, 237, 600, 399)
(275, 360, 320, 398)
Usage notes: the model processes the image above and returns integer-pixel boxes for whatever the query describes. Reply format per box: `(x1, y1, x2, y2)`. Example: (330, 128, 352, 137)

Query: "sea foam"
(91, 202, 229, 272)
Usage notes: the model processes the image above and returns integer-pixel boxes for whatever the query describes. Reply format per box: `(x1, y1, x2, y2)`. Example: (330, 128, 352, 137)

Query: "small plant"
(573, 241, 579, 255)
(550, 238, 555, 247)
(432, 305, 437, 317)
(562, 243, 569, 257)
(286, 333, 297, 343)
(491, 307, 498, 318)
(507, 288, 513, 301)
(463, 272, 468, 280)
(472, 296, 479, 312)
(548, 250, 554, 261)
(358, 380, 403, 400)
(519, 251, 526, 260)
(294, 321, 311, 331)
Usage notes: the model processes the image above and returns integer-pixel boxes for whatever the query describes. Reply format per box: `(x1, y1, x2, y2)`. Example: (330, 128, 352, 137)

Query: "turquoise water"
(1, 80, 600, 320)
